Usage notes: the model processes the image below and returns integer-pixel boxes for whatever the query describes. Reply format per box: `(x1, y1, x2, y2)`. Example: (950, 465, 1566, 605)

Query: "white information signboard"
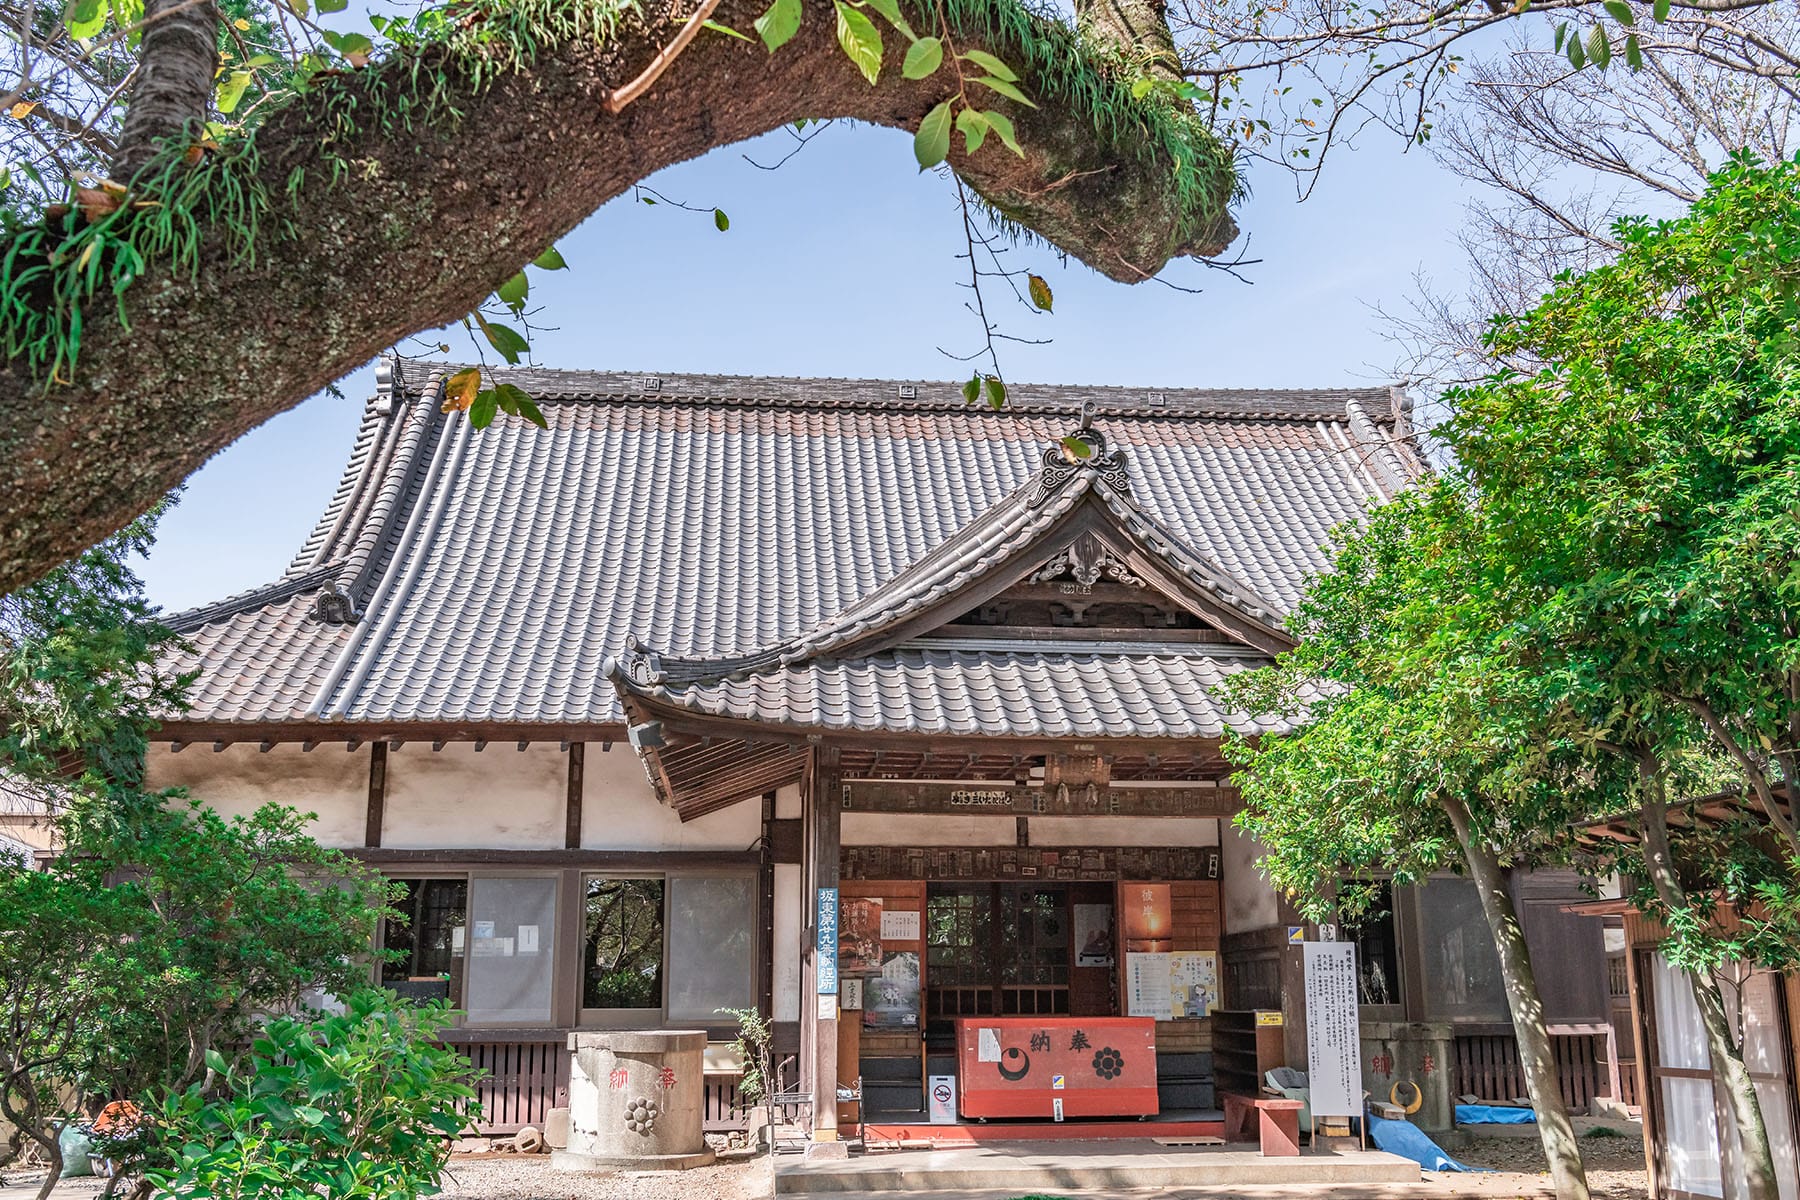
(1125, 952, 1172, 1017)
(1303, 941, 1362, 1118)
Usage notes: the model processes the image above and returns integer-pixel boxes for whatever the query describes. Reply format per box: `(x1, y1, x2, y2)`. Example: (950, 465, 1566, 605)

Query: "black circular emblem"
(997, 1047, 1032, 1082)
(1091, 1047, 1125, 1080)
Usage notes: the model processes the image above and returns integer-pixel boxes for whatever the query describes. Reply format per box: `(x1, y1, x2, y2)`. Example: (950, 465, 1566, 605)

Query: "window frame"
(577, 867, 761, 1032)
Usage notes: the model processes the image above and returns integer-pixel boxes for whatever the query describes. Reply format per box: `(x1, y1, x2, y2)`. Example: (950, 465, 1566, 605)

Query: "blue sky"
(138, 120, 1473, 613)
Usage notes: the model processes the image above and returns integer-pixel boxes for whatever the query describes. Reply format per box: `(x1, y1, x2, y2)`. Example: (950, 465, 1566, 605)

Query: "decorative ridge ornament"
(311, 580, 360, 625)
(1030, 405, 1132, 505)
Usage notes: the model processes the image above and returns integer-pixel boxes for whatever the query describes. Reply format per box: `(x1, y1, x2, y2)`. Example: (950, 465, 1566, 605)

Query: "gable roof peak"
(1030, 406, 1134, 506)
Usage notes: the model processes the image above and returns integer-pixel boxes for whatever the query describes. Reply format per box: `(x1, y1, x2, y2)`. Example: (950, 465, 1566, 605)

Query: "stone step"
(775, 1144, 1422, 1194)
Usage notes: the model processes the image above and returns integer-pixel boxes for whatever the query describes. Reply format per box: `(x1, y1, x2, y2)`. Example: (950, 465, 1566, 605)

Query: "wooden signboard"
(841, 781, 1240, 818)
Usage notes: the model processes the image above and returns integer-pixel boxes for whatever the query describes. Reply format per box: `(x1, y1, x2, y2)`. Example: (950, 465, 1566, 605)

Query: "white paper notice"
(451, 926, 465, 952)
(977, 1027, 1002, 1063)
(1127, 952, 1173, 1018)
(880, 910, 921, 942)
(1304, 941, 1363, 1118)
(817, 993, 838, 1021)
(517, 924, 539, 954)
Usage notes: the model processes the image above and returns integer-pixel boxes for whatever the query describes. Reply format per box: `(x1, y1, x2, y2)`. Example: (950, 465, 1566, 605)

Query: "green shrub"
(146, 990, 478, 1199)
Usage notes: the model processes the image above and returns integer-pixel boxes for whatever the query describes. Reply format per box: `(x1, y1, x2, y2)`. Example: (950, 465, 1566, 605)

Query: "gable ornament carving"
(1030, 531, 1146, 589)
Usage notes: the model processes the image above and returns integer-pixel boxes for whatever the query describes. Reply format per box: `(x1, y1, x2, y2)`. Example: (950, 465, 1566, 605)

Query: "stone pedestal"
(1360, 1020, 1455, 1134)
(551, 1030, 716, 1172)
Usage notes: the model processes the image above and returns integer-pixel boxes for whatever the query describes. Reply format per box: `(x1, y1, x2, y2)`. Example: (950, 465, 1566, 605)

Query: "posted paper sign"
(1304, 941, 1363, 1118)
(1125, 952, 1172, 1017)
(880, 909, 921, 942)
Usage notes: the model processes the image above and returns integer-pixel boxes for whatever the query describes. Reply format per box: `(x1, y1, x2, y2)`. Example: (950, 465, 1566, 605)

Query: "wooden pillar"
(364, 742, 388, 848)
(800, 743, 845, 1156)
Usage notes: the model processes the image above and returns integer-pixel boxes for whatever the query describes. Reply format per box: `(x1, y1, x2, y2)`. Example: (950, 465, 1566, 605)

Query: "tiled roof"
(622, 646, 1298, 739)
(167, 363, 1422, 730)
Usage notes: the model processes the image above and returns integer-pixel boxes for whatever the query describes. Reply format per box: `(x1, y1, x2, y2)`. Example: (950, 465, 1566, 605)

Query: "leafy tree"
(1227, 481, 1603, 1200)
(147, 991, 476, 1200)
(0, 516, 399, 1195)
(1427, 151, 1800, 1200)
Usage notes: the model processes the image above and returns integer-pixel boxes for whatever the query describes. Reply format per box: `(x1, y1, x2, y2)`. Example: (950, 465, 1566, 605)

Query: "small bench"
(1221, 1093, 1304, 1157)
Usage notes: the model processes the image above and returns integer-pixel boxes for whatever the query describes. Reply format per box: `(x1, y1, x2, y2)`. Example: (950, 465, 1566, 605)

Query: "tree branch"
(0, 0, 1238, 594)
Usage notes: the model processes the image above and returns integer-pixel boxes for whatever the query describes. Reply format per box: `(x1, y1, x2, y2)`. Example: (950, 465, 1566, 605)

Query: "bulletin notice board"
(838, 881, 926, 1061)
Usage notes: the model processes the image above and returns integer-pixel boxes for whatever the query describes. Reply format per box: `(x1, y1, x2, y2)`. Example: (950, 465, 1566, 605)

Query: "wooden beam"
(565, 741, 585, 851)
(839, 780, 1240, 817)
(365, 741, 388, 849)
(346, 847, 760, 868)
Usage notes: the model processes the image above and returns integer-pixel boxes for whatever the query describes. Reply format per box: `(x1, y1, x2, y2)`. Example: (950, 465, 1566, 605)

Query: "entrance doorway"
(925, 882, 1119, 1042)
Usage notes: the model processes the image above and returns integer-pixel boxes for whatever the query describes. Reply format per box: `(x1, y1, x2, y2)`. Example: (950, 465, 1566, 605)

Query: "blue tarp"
(1367, 1115, 1489, 1173)
(1456, 1104, 1538, 1125)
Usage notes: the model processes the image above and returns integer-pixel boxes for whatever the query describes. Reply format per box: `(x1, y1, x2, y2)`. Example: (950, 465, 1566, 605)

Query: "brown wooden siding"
(453, 1040, 570, 1136)
(1450, 1028, 1611, 1113)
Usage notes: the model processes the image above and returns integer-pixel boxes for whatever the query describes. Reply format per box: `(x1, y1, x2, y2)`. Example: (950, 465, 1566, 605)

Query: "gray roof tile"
(168, 366, 1419, 729)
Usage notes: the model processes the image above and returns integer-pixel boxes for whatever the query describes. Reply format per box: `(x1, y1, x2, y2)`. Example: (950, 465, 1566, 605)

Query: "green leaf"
(322, 30, 373, 64)
(1061, 434, 1093, 458)
(1028, 273, 1053, 313)
(833, 1, 884, 84)
(497, 272, 528, 311)
(753, 0, 801, 52)
(317, 0, 347, 10)
(971, 76, 1036, 108)
(204, 1047, 229, 1075)
(902, 36, 943, 80)
(1587, 23, 1610, 67)
(1566, 28, 1586, 69)
(955, 106, 989, 154)
(294, 1105, 328, 1126)
(983, 110, 1022, 157)
(514, 392, 548, 429)
(914, 100, 953, 169)
(961, 373, 981, 405)
(959, 48, 1018, 82)
(1625, 32, 1643, 69)
(702, 17, 752, 39)
(492, 382, 522, 416)
(470, 389, 499, 429)
(985, 375, 1006, 409)
(475, 314, 530, 364)
(713, 207, 730, 231)
(532, 246, 568, 270)
(66, 0, 106, 39)
(1652, 0, 1669, 20)
(1553, 21, 1568, 51)
(858, 0, 914, 39)
(214, 71, 253, 115)
(1130, 77, 1156, 100)
(1603, 0, 1634, 23)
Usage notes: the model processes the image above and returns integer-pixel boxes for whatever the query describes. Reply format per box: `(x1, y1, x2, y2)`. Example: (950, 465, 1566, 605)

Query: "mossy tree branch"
(0, 0, 1237, 595)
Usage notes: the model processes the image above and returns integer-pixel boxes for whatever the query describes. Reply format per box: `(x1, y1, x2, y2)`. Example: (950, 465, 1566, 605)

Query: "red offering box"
(955, 1017, 1159, 1119)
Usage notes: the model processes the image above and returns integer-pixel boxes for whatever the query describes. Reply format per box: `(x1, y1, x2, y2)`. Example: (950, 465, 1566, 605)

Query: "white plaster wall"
(1222, 822, 1278, 931)
(146, 742, 367, 846)
(383, 742, 565, 849)
(577, 745, 761, 852)
(1029, 816, 1220, 847)
(774, 783, 801, 820)
(773, 863, 801, 1022)
(841, 812, 1017, 847)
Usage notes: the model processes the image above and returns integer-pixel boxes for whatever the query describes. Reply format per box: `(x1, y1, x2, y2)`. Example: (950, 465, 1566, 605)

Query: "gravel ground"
(1454, 1129, 1647, 1200)
(438, 1154, 770, 1200)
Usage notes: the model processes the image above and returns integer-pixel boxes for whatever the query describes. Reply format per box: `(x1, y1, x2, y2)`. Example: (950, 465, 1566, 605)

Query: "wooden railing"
(1451, 1027, 1612, 1113)
(452, 1040, 570, 1135)
(447, 1039, 752, 1135)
